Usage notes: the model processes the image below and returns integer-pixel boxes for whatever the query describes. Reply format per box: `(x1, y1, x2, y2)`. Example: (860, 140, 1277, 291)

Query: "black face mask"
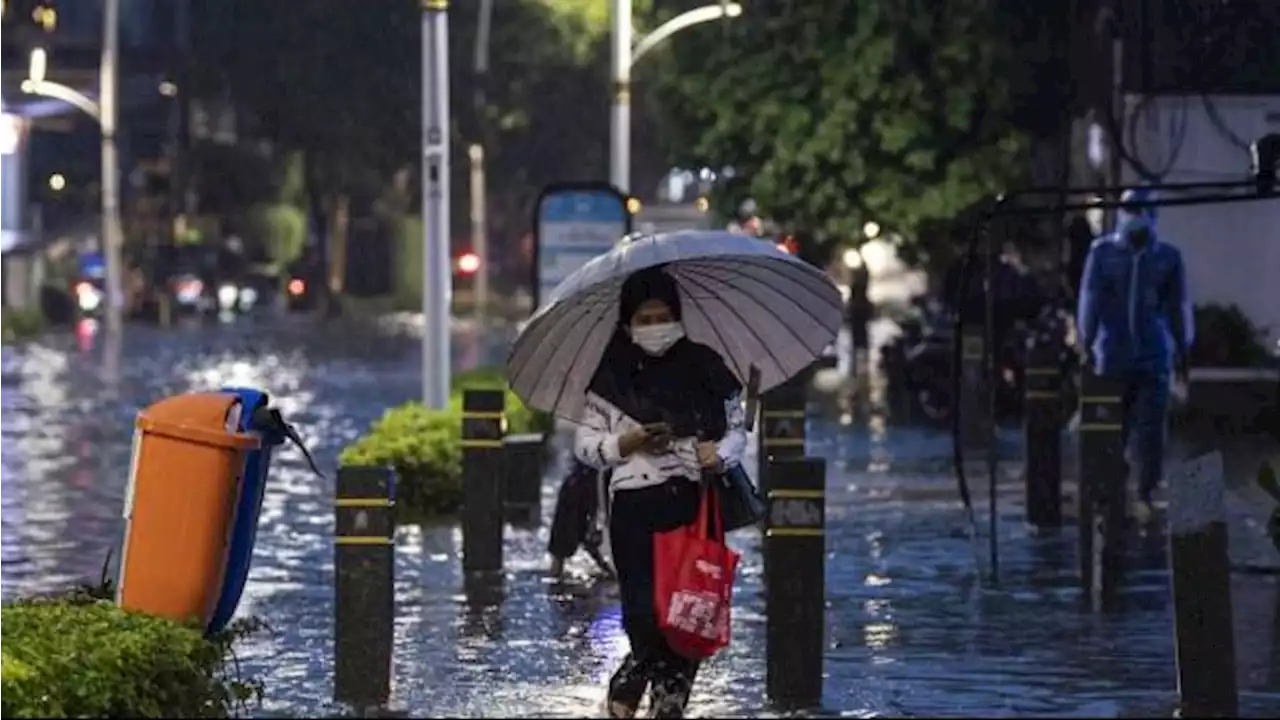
(1126, 226, 1153, 248)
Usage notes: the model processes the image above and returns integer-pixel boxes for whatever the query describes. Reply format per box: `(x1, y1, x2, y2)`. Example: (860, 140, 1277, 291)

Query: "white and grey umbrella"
(507, 230, 843, 420)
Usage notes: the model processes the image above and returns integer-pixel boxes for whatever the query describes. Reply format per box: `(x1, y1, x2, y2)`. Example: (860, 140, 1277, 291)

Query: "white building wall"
(1124, 94, 1280, 351)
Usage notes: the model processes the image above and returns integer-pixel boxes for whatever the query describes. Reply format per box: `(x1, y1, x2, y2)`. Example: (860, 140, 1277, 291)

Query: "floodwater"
(2, 318, 1278, 718)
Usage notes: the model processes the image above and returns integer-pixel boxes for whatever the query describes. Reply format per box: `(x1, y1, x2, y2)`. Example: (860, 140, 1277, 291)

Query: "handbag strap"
(696, 481, 725, 541)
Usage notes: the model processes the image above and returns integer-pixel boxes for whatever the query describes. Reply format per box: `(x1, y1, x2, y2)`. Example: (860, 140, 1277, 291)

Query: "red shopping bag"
(653, 484, 741, 660)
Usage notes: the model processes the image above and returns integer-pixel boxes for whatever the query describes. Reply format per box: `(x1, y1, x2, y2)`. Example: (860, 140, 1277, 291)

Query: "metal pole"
(1107, 34, 1124, 232)
(610, 0, 633, 193)
(468, 144, 488, 319)
(472, 0, 493, 322)
(421, 0, 452, 409)
(101, 0, 124, 337)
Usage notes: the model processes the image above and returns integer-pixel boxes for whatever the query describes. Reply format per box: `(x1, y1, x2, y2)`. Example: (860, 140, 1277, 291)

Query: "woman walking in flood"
(574, 266, 747, 719)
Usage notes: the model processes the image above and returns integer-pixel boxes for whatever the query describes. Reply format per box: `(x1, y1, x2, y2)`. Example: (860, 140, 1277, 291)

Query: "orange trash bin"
(117, 392, 260, 626)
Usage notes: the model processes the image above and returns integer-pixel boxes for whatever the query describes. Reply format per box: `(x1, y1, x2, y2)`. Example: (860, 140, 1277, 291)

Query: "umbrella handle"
(743, 365, 762, 433)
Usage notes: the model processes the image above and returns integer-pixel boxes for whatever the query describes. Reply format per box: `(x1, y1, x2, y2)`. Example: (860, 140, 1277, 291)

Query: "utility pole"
(421, 0, 452, 409)
(468, 144, 488, 319)
(102, 0, 124, 337)
(610, 0, 633, 194)
(472, 0, 494, 321)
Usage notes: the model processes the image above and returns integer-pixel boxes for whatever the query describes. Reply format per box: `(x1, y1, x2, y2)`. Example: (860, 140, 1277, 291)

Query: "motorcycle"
(883, 300, 1069, 426)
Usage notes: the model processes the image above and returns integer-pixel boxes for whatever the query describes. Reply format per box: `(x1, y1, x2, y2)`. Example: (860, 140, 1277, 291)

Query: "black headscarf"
(588, 266, 741, 441)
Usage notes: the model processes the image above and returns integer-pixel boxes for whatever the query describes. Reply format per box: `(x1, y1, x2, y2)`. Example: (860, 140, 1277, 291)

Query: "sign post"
(532, 183, 632, 309)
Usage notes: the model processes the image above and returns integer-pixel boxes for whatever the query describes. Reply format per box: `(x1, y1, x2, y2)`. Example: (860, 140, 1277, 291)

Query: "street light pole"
(471, 0, 494, 322)
(609, 2, 743, 196)
(421, 0, 452, 409)
(101, 0, 124, 337)
(609, 0, 633, 194)
(21, 0, 125, 337)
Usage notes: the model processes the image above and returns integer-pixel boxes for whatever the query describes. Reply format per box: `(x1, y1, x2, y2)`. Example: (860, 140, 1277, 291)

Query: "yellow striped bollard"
(461, 389, 505, 573)
(764, 456, 826, 710)
(1023, 338, 1063, 530)
(333, 465, 396, 710)
(1076, 368, 1127, 605)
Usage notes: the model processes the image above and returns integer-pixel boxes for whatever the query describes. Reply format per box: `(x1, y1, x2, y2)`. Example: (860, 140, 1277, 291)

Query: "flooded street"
(2, 319, 1278, 717)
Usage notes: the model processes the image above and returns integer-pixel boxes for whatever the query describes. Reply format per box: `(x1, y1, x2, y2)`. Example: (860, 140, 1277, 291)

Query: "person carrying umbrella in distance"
(507, 230, 843, 718)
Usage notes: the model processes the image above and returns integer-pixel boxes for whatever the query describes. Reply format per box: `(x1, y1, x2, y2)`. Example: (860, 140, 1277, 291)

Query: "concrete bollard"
(334, 465, 396, 709)
(959, 331, 990, 451)
(461, 389, 505, 573)
(1023, 340, 1063, 530)
(764, 456, 826, 710)
(1168, 451, 1238, 718)
(502, 432, 545, 527)
(1077, 368, 1127, 603)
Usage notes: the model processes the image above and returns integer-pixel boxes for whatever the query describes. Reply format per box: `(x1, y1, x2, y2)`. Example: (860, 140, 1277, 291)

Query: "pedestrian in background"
(1077, 187, 1193, 522)
(546, 459, 613, 578)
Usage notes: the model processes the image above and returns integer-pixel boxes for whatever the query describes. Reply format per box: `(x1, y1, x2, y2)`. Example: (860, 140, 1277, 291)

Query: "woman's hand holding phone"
(618, 422, 674, 457)
(640, 423, 674, 453)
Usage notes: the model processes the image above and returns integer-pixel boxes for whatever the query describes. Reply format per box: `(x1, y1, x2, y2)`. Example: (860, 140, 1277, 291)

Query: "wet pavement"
(2, 318, 1279, 718)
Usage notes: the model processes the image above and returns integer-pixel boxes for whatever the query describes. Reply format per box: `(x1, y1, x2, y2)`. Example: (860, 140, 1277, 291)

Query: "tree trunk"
(328, 194, 351, 295)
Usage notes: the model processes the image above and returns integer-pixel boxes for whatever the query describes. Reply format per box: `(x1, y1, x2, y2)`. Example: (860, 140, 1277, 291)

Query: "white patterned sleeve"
(574, 392, 626, 469)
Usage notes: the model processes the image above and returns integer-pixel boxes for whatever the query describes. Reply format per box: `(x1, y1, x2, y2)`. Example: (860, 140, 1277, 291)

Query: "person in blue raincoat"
(1076, 187, 1194, 519)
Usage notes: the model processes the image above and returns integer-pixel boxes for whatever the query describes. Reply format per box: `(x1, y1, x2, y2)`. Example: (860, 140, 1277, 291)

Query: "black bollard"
(1167, 451, 1238, 718)
(759, 377, 807, 590)
(759, 376, 808, 495)
(764, 456, 826, 710)
(1076, 368, 1126, 603)
(334, 465, 396, 709)
(959, 331, 990, 450)
(461, 389, 505, 573)
(1023, 340, 1063, 530)
(502, 432, 545, 527)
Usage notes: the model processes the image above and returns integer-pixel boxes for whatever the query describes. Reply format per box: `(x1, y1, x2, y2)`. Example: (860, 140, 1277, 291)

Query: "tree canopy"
(187, 0, 643, 242)
(648, 0, 1071, 263)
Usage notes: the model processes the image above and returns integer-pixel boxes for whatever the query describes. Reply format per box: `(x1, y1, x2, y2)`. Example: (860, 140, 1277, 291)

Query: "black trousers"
(607, 479, 702, 717)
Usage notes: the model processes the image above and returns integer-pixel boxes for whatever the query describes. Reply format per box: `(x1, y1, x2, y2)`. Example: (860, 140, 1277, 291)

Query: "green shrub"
(1, 595, 262, 718)
(2, 305, 45, 344)
(339, 403, 462, 520)
(1191, 303, 1273, 367)
(338, 367, 552, 520)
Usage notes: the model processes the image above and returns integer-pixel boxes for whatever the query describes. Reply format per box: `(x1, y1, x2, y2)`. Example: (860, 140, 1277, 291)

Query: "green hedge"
(1, 591, 262, 718)
(338, 367, 552, 520)
(2, 305, 45, 344)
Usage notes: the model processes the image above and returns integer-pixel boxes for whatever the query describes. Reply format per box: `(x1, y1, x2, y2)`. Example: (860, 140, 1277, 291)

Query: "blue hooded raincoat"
(1076, 191, 1194, 376)
(1075, 188, 1194, 502)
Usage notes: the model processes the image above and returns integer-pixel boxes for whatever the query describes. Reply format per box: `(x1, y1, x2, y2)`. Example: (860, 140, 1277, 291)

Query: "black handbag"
(706, 463, 766, 533)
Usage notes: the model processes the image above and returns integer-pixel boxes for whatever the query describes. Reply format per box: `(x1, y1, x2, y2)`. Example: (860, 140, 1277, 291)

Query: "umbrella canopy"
(508, 230, 843, 420)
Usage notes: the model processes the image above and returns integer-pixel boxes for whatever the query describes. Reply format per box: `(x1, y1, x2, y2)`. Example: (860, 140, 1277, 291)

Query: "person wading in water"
(574, 267, 746, 718)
